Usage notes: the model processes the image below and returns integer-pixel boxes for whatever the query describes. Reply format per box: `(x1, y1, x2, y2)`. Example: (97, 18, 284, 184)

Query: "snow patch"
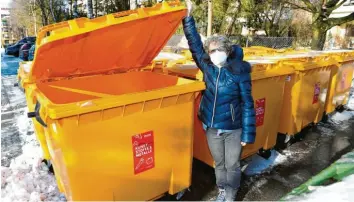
(291, 174, 354, 201)
(1, 141, 63, 202)
(16, 108, 34, 136)
(348, 98, 354, 110)
(1, 92, 63, 201)
(330, 111, 354, 124)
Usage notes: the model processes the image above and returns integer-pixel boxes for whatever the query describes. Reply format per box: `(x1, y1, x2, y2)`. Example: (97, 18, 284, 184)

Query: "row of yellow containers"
(168, 52, 354, 166)
(17, 2, 354, 201)
(19, 50, 353, 200)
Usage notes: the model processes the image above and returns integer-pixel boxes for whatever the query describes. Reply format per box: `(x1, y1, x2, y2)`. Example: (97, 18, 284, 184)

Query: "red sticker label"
(255, 98, 266, 127)
(313, 83, 321, 104)
(132, 131, 155, 175)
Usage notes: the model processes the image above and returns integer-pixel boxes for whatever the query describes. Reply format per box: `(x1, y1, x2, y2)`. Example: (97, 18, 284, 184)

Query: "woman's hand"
(241, 142, 247, 146)
(186, 0, 193, 17)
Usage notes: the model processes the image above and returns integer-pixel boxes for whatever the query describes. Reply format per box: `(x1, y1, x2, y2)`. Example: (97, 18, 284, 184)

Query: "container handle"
(36, 21, 70, 46)
(27, 102, 47, 128)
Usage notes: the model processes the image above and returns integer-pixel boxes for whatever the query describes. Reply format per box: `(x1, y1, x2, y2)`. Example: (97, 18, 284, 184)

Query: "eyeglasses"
(208, 47, 226, 54)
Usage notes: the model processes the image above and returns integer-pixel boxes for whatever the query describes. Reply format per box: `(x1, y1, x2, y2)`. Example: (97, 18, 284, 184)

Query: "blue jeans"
(206, 128, 242, 201)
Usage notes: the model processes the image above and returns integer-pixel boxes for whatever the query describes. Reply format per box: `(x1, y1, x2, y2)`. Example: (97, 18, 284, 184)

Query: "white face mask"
(210, 50, 227, 68)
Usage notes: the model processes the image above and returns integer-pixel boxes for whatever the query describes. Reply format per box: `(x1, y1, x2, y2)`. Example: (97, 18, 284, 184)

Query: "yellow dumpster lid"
(315, 50, 354, 62)
(29, 1, 186, 82)
(249, 53, 339, 71)
(247, 60, 294, 80)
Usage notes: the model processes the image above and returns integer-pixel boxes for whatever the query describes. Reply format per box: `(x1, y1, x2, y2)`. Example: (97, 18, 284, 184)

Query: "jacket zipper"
(230, 104, 235, 122)
(211, 68, 221, 127)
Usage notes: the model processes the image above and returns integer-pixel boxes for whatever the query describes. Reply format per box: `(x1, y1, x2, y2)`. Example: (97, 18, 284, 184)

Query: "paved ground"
(1, 51, 354, 201)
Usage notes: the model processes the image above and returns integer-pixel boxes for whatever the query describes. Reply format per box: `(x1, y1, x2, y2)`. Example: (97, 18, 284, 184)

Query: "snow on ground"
(1, 77, 63, 201)
(243, 107, 354, 176)
(289, 174, 354, 202)
(331, 110, 354, 123)
(347, 79, 354, 110)
(1, 51, 63, 201)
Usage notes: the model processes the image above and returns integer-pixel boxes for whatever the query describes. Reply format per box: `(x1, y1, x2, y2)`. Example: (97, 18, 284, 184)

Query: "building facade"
(1, 7, 16, 47)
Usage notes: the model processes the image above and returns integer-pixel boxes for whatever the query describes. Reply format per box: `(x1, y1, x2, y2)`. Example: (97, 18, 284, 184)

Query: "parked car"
(5, 37, 36, 57)
(28, 44, 36, 61)
(19, 43, 34, 61)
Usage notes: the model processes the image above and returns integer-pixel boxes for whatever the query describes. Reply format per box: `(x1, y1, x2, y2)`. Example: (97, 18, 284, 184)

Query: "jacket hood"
(225, 45, 251, 74)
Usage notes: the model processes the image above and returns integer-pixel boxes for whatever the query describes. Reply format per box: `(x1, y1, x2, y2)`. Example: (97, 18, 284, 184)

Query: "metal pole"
(207, 0, 212, 37)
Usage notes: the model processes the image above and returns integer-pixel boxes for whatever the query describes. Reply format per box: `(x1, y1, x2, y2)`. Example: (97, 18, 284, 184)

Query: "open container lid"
(29, 1, 187, 82)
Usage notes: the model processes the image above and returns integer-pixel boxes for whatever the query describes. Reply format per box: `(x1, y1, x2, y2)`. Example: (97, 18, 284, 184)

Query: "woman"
(183, 1, 256, 201)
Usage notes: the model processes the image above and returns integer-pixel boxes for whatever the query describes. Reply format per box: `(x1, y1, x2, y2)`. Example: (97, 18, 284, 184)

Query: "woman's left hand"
(241, 142, 247, 146)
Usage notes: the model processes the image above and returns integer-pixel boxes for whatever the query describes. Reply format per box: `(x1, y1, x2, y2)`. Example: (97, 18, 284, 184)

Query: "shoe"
(225, 187, 238, 202)
(215, 188, 226, 202)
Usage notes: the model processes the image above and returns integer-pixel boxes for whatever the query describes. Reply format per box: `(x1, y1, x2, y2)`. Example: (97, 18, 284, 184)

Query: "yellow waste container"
(17, 61, 32, 91)
(262, 54, 338, 135)
(17, 61, 52, 161)
(25, 2, 206, 201)
(320, 50, 354, 113)
(167, 60, 294, 166)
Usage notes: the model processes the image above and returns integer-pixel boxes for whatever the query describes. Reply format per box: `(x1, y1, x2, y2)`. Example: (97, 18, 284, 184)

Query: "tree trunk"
(94, 0, 98, 17)
(69, 0, 73, 18)
(311, 25, 327, 50)
(49, 0, 57, 22)
(207, 0, 212, 37)
(87, 0, 94, 18)
(220, 1, 240, 36)
(37, 0, 49, 26)
(73, 0, 78, 18)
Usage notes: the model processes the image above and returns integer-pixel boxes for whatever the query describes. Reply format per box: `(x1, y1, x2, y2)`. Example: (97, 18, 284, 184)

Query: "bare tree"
(220, 0, 241, 36)
(73, 0, 78, 18)
(87, 0, 94, 18)
(36, 0, 49, 25)
(49, 0, 57, 22)
(286, 0, 354, 50)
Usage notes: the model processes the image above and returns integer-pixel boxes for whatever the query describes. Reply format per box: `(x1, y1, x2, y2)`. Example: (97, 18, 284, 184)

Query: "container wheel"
(335, 104, 345, 112)
(257, 148, 272, 159)
(275, 133, 292, 150)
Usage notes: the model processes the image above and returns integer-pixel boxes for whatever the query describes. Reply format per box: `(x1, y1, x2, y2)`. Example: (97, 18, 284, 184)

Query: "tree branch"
(325, 0, 341, 8)
(299, 0, 316, 11)
(285, 1, 312, 13)
(327, 0, 346, 13)
(327, 12, 354, 28)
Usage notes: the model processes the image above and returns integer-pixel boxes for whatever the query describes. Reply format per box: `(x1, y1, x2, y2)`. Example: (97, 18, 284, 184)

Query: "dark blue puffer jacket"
(183, 16, 256, 143)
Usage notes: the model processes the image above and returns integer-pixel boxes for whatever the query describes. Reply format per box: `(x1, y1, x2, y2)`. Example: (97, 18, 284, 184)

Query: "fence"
(166, 34, 313, 50)
(229, 36, 310, 49)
